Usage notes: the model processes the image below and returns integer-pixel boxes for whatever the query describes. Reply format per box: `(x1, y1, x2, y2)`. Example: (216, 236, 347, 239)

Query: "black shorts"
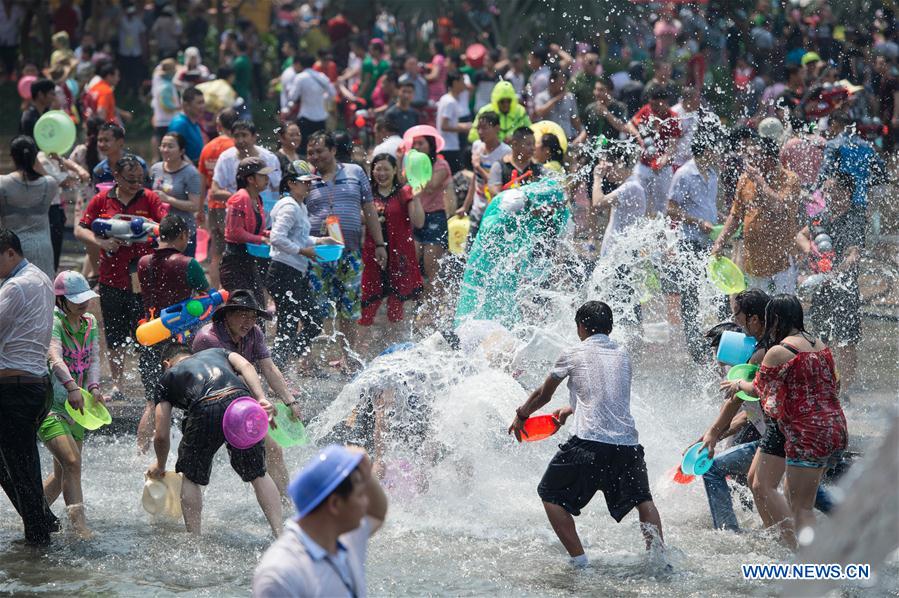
(98, 284, 144, 348)
(758, 419, 786, 458)
(413, 210, 449, 247)
(175, 394, 267, 485)
(538, 436, 654, 521)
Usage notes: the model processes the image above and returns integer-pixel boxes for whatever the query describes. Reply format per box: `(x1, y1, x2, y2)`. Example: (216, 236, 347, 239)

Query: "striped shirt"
(306, 163, 373, 251)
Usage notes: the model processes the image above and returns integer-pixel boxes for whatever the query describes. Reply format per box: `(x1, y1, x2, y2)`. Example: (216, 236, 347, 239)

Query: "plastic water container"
(246, 243, 271, 259)
(726, 363, 760, 401)
(64, 388, 112, 430)
(681, 442, 713, 476)
(222, 397, 269, 449)
(447, 215, 470, 254)
(314, 244, 344, 262)
(521, 414, 560, 442)
(716, 330, 757, 366)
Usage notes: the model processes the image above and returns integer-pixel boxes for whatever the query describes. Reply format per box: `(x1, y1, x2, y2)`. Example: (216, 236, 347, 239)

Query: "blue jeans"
(703, 441, 759, 531)
(702, 440, 835, 531)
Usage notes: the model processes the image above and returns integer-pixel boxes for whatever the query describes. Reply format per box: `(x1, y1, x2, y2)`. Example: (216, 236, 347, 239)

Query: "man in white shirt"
(289, 53, 336, 143)
(0, 229, 58, 546)
(669, 87, 702, 169)
(211, 120, 282, 198)
(436, 72, 472, 173)
(666, 130, 724, 363)
(370, 116, 403, 160)
(253, 445, 388, 598)
(509, 301, 664, 568)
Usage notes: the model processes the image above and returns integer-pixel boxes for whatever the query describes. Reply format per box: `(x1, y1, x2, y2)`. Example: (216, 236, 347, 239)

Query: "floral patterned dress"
(754, 342, 848, 463)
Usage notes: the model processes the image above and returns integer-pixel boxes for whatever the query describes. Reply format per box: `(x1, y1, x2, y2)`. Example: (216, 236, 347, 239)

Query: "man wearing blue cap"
(252, 445, 388, 597)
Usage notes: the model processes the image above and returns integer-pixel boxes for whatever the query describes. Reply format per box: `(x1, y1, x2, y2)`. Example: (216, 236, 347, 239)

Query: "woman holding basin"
(41, 272, 107, 539)
(221, 157, 273, 306)
(266, 160, 339, 369)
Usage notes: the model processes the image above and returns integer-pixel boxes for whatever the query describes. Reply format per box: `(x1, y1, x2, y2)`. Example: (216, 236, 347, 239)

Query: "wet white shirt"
(253, 518, 372, 598)
(0, 260, 54, 376)
(550, 334, 639, 445)
(600, 174, 647, 257)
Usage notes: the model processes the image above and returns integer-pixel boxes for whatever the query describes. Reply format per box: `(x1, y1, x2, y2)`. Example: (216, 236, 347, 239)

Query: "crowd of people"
(0, 0, 896, 594)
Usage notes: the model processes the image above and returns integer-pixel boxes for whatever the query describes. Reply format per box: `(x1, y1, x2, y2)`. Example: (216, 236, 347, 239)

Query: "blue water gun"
(91, 214, 159, 244)
(136, 289, 230, 346)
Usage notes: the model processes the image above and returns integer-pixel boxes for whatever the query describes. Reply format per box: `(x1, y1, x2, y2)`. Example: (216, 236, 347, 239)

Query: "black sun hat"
(211, 289, 273, 321)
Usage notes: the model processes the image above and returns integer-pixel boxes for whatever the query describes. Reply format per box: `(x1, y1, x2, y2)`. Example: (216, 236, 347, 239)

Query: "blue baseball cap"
(289, 445, 364, 518)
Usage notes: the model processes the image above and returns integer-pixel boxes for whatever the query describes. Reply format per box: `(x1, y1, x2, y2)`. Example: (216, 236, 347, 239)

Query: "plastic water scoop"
(519, 414, 561, 442)
(64, 388, 112, 430)
(707, 256, 746, 294)
(681, 442, 713, 476)
(716, 330, 757, 366)
(726, 364, 760, 401)
(222, 397, 269, 449)
(267, 403, 309, 448)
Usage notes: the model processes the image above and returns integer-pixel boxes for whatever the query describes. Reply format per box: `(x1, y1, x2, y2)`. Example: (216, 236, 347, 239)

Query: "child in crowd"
(508, 301, 664, 567)
(41, 272, 105, 539)
(136, 215, 210, 452)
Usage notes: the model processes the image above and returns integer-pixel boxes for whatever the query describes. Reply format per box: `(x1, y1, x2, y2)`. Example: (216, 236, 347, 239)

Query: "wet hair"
(531, 47, 549, 64)
(763, 294, 809, 346)
(158, 214, 188, 241)
(30, 78, 56, 100)
(375, 115, 398, 134)
(10, 135, 41, 181)
(446, 71, 463, 88)
(99, 122, 125, 140)
(605, 141, 638, 168)
(218, 108, 239, 131)
(329, 131, 351, 162)
(575, 300, 613, 335)
(705, 321, 742, 349)
(478, 111, 501, 128)
(161, 131, 187, 155)
(182, 86, 204, 104)
(0, 228, 23, 256)
(160, 341, 193, 365)
(548, 66, 567, 83)
(55, 295, 73, 313)
(691, 122, 726, 158)
(113, 153, 143, 174)
(509, 126, 535, 143)
(97, 61, 118, 79)
(231, 120, 257, 136)
(369, 153, 400, 191)
(412, 134, 437, 164)
(541, 133, 565, 163)
(733, 288, 770, 322)
(297, 52, 316, 69)
(307, 130, 336, 150)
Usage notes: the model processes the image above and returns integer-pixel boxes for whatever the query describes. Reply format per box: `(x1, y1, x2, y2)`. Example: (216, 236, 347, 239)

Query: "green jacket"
(468, 81, 532, 143)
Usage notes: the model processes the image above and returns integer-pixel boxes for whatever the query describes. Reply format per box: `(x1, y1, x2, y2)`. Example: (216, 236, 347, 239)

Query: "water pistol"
(135, 289, 230, 346)
(91, 214, 159, 244)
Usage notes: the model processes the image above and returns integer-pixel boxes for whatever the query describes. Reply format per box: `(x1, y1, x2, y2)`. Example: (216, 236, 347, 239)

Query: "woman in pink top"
(406, 132, 452, 318)
(221, 157, 272, 306)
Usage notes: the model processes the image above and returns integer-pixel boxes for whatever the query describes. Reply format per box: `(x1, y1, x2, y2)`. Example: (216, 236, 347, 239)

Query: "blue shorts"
(413, 211, 449, 247)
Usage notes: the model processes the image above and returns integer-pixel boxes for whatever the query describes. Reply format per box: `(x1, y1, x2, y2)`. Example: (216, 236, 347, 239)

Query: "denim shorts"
(413, 211, 449, 247)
